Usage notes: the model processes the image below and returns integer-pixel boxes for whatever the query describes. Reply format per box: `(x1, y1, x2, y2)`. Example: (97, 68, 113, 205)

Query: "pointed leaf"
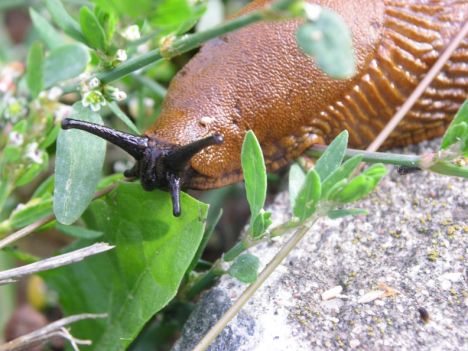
(29, 9, 64, 50)
(241, 131, 267, 219)
(79, 6, 108, 52)
(314, 130, 348, 181)
(45, 0, 86, 43)
(440, 100, 468, 154)
(54, 103, 106, 225)
(26, 41, 44, 99)
(55, 223, 103, 239)
(321, 154, 362, 199)
(288, 163, 306, 209)
(293, 169, 321, 221)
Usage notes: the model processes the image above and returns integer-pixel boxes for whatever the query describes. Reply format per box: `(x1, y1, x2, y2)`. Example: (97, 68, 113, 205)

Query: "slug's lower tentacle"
(167, 173, 181, 217)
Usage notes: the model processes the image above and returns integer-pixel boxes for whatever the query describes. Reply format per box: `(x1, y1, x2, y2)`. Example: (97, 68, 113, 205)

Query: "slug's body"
(63, 0, 468, 215)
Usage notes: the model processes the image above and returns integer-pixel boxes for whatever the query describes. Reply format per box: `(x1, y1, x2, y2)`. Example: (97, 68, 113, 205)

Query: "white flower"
(47, 87, 63, 101)
(25, 142, 44, 164)
(116, 49, 127, 62)
(8, 131, 24, 146)
(112, 89, 127, 102)
(122, 25, 140, 41)
(88, 77, 101, 89)
(143, 97, 155, 108)
(82, 91, 107, 112)
(3, 97, 27, 123)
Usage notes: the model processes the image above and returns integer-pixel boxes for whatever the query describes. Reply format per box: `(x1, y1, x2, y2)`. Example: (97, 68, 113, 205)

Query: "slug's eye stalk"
(61, 118, 224, 217)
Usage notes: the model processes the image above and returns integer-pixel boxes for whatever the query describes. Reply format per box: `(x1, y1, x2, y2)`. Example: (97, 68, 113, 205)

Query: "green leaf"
(45, 0, 86, 43)
(29, 9, 64, 50)
(44, 44, 89, 88)
(16, 153, 49, 187)
(293, 169, 321, 221)
(26, 41, 44, 99)
(56, 223, 103, 239)
(54, 103, 106, 225)
(314, 130, 348, 181)
(241, 131, 267, 219)
(44, 183, 208, 351)
(296, 8, 356, 79)
(321, 155, 363, 199)
(152, 0, 203, 35)
(79, 6, 108, 52)
(440, 100, 468, 155)
(328, 208, 368, 219)
(91, 0, 153, 18)
(10, 198, 53, 229)
(228, 253, 260, 284)
(288, 163, 306, 209)
(251, 210, 272, 239)
(32, 176, 55, 199)
(331, 164, 387, 204)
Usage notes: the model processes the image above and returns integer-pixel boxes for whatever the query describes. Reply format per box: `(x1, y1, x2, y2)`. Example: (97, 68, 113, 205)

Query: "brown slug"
(62, 0, 468, 216)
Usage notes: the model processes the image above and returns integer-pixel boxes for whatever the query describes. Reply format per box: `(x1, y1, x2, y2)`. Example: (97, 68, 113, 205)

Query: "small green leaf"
(293, 169, 321, 221)
(95, 6, 117, 43)
(79, 6, 108, 52)
(328, 208, 368, 219)
(10, 198, 53, 229)
(228, 253, 260, 284)
(26, 41, 44, 99)
(32, 176, 55, 199)
(441, 100, 468, 155)
(331, 164, 388, 204)
(56, 223, 103, 239)
(151, 0, 204, 35)
(251, 210, 272, 239)
(16, 153, 49, 187)
(289, 163, 306, 209)
(54, 102, 106, 225)
(321, 155, 363, 199)
(45, 0, 86, 43)
(29, 9, 64, 50)
(296, 8, 356, 79)
(44, 44, 89, 88)
(241, 131, 267, 219)
(331, 175, 373, 204)
(314, 130, 348, 181)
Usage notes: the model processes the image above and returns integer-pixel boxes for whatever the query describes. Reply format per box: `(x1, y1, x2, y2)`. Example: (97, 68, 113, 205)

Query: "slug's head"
(61, 118, 223, 216)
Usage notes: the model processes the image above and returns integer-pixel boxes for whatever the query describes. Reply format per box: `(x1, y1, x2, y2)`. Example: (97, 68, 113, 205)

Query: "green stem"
(429, 161, 468, 178)
(223, 242, 247, 262)
(308, 145, 421, 167)
(61, 0, 298, 92)
(132, 75, 167, 98)
(185, 264, 225, 301)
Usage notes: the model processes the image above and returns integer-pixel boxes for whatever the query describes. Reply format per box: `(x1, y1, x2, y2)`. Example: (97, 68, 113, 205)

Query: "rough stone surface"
(173, 139, 467, 351)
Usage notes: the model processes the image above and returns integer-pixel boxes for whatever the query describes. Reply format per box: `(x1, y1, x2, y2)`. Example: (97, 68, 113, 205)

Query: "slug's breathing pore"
(61, 118, 223, 216)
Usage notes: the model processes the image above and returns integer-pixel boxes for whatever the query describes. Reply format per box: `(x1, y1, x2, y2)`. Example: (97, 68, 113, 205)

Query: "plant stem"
(193, 218, 317, 351)
(308, 145, 420, 167)
(308, 146, 467, 178)
(61, 0, 298, 92)
(184, 264, 225, 301)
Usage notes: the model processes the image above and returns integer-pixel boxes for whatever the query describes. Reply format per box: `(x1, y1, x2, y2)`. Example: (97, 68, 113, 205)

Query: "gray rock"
(174, 139, 467, 351)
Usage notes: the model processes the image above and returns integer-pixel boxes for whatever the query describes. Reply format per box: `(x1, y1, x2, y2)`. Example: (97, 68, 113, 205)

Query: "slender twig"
(0, 242, 114, 285)
(0, 313, 107, 351)
(0, 215, 54, 251)
(366, 20, 468, 152)
(193, 219, 317, 351)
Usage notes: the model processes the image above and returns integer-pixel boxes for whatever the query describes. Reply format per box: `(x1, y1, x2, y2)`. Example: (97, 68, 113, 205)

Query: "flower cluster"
(80, 77, 127, 112)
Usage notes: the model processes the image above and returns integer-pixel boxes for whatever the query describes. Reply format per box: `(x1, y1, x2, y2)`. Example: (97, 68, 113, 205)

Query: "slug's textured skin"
(147, 0, 468, 190)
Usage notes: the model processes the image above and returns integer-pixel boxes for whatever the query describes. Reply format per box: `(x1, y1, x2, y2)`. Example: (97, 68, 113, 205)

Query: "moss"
(427, 250, 439, 262)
